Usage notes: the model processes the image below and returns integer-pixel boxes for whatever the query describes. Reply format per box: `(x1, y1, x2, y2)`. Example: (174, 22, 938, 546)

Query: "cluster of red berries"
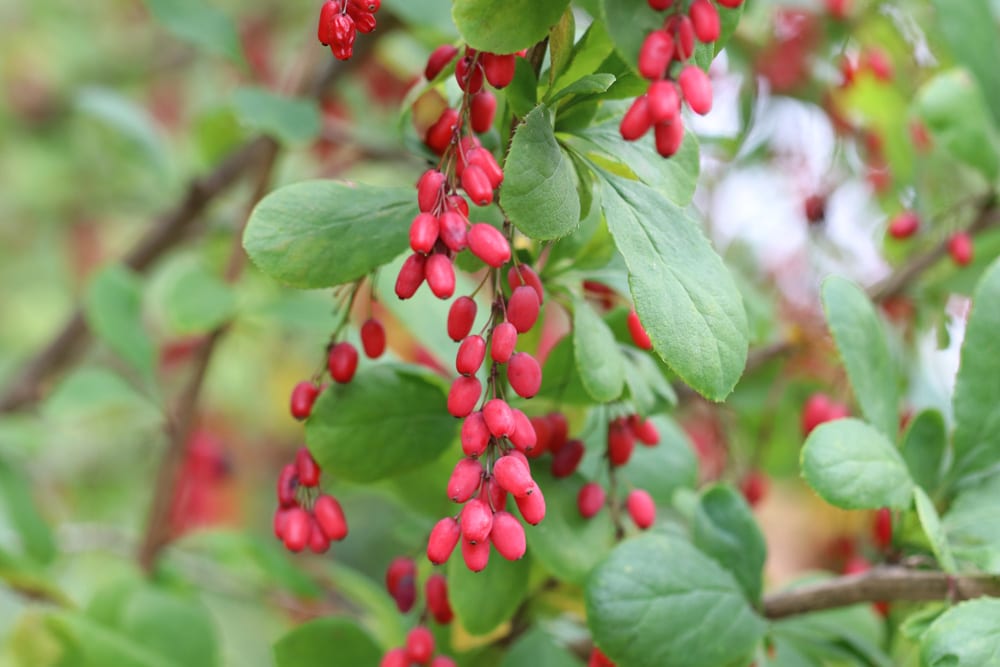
(317, 0, 381, 60)
(620, 0, 744, 157)
(886, 211, 973, 266)
(272, 448, 348, 554)
(801, 392, 850, 436)
(380, 626, 454, 667)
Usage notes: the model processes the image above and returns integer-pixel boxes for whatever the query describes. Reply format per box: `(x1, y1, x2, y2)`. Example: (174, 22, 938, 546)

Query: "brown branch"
(762, 567, 1000, 619)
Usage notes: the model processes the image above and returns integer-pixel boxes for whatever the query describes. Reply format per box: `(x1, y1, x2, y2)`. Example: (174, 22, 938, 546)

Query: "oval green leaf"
(913, 487, 957, 574)
(692, 484, 767, 602)
(274, 617, 381, 667)
(902, 409, 947, 494)
(920, 598, 1000, 667)
(453, 0, 570, 54)
(573, 298, 626, 402)
(447, 547, 531, 636)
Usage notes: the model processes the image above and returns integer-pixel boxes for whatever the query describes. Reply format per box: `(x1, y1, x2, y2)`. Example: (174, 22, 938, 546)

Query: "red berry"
(448, 376, 482, 418)
(348, 0, 380, 13)
(438, 211, 468, 252)
(515, 484, 546, 525)
(589, 647, 616, 667)
(381, 648, 408, 667)
(455, 54, 484, 93)
(410, 212, 440, 253)
(508, 352, 542, 399)
(361, 318, 386, 359)
(637, 30, 673, 80)
(456, 335, 487, 375)
(468, 223, 511, 267)
(689, 0, 720, 43)
(888, 212, 919, 239)
(629, 415, 660, 445)
(431, 657, 457, 667)
(314, 494, 348, 541)
(273, 507, 291, 540)
(425, 108, 459, 155)
(506, 264, 544, 303)
(482, 52, 516, 88)
(679, 65, 712, 115)
(330, 13, 355, 44)
(843, 555, 871, 576)
(448, 457, 484, 503)
(507, 286, 540, 333)
(277, 463, 298, 507)
(480, 475, 508, 512)
(577, 482, 606, 519)
(607, 419, 636, 467)
(470, 91, 497, 133)
(405, 626, 435, 664)
(328, 341, 359, 383)
(547, 412, 569, 452)
(427, 517, 461, 565)
(627, 310, 653, 350)
(425, 44, 459, 80)
(282, 508, 311, 552)
(395, 253, 427, 299)
(425, 253, 456, 299)
(468, 148, 504, 188)
(620, 95, 652, 141)
(865, 48, 893, 81)
(551, 439, 585, 478)
(802, 392, 849, 435)
(646, 80, 681, 124)
(490, 322, 518, 363)
(461, 411, 491, 457)
(739, 470, 769, 508)
(386, 558, 417, 612)
(804, 194, 826, 224)
(461, 537, 490, 572)
(648, 0, 673, 8)
(716, 0, 744, 6)
(290, 381, 320, 420)
(627, 489, 656, 529)
(425, 573, 453, 624)
(308, 517, 331, 554)
(493, 455, 535, 497)
(460, 498, 494, 544)
(668, 15, 695, 60)
(448, 296, 477, 341)
(490, 511, 526, 560)
(317, 1, 337, 45)
(417, 169, 445, 213)
(508, 408, 538, 453)
(351, 10, 376, 34)
(873, 507, 892, 550)
(527, 416, 551, 456)
(461, 164, 494, 206)
(295, 447, 321, 487)
(654, 118, 685, 157)
(948, 232, 974, 266)
(483, 398, 515, 437)
(446, 194, 470, 218)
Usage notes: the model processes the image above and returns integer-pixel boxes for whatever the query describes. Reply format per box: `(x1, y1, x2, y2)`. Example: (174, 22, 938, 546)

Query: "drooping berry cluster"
(317, 0, 381, 60)
(272, 448, 348, 554)
(620, 0, 744, 157)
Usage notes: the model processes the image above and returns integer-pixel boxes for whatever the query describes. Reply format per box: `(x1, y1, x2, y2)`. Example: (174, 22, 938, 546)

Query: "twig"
(762, 566, 1000, 619)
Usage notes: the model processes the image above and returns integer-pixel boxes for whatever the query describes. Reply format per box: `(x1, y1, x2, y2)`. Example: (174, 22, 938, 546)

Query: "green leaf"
(114, 587, 218, 667)
(913, 487, 957, 573)
(152, 258, 236, 335)
(930, 0, 1000, 127)
(549, 73, 617, 104)
(142, 0, 243, 63)
(951, 257, 1000, 483)
(801, 418, 913, 510)
(920, 598, 1000, 666)
(45, 611, 177, 667)
(74, 88, 168, 170)
(599, 173, 748, 401)
(943, 475, 1000, 573)
(506, 58, 540, 119)
(244, 180, 417, 289)
(305, 366, 456, 482)
(231, 87, 321, 145)
(572, 298, 626, 402)
(692, 485, 767, 602)
(525, 469, 615, 585)
(501, 105, 581, 240)
(452, 0, 570, 53)
(820, 277, 898, 438)
(901, 410, 947, 493)
(501, 628, 579, 667)
(274, 617, 381, 667)
(547, 8, 576, 85)
(0, 458, 56, 564)
(552, 20, 614, 92)
(537, 336, 594, 404)
(620, 416, 697, 504)
(586, 533, 766, 667)
(447, 547, 531, 635)
(84, 265, 155, 382)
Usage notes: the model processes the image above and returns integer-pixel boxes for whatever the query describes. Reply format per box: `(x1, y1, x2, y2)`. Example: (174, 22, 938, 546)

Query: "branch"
(762, 567, 1000, 619)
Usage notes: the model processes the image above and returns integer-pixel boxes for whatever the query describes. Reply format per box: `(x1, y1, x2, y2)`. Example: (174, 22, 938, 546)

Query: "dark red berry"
(648, 0, 674, 8)
(425, 573, 453, 624)
(417, 169, 445, 213)
(425, 108, 459, 155)
(480, 475, 508, 512)
(607, 419, 636, 467)
(447, 296, 477, 341)
(468, 148, 504, 188)
(427, 517, 461, 564)
(446, 194, 470, 218)
(455, 54, 484, 93)
(507, 352, 541, 399)
(438, 211, 468, 252)
(351, 10, 376, 34)
(551, 439, 585, 478)
(360, 318, 386, 359)
(470, 90, 497, 133)
(739, 470, 768, 508)
(328, 342, 359, 383)
(314, 494, 349, 541)
(317, 1, 337, 45)
(468, 224, 511, 267)
(589, 647, 616, 667)
(654, 118, 685, 157)
(548, 412, 569, 452)
(461, 164, 494, 206)
(277, 463, 298, 507)
(873, 507, 892, 550)
(448, 375, 482, 418)
(295, 447, 321, 487)
(577, 482, 606, 519)
(290, 381, 320, 420)
(386, 557, 417, 612)
(490, 511, 526, 560)
(482, 52, 516, 88)
(425, 44, 459, 80)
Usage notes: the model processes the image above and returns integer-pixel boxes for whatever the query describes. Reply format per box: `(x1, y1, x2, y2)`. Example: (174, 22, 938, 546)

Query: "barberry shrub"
(5, 0, 1000, 666)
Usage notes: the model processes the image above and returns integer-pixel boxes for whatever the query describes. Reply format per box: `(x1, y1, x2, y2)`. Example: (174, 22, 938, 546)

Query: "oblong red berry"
(638, 30, 674, 80)
(282, 507, 311, 552)
(360, 318, 386, 359)
(506, 264, 544, 303)
(507, 286, 540, 333)
(446, 194, 469, 218)
(410, 212, 440, 253)
(949, 232, 973, 266)
(515, 485, 546, 525)
(425, 253, 456, 299)
(277, 463, 298, 507)
(290, 381, 320, 420)
(482, 52, 516, 88)
(425, 44, 459, 80)
(461, 411, 491, 456)
(551, 439, 585, 478)
(314, 494, 348, 541)
(547, 412, 569, 452)
(470, 90, 497, 133)
(689, 0, 721, 43)
(468, 149, 504, 188)
(330, 13, 355, 43)
(716, 0, 744, 6)
(508, 408, 537, 453)
(352, 10, 376, 34)
(679, 65, 712, 115)
(490, 511, 526, 560)
(608, 419, 636, 467)
(438, 211, 468, 252)
(456, 335, 487, 375)
(648, 0, 674, 8)
(405, 626, 435, 664)
(448, 376, 482, 418)
(328, 341, 359, 383)
(417, 169, 446, 213)
(627, 489, 656, 529)
(629, 415, 660, 445)
(647, 80, 681, 124)
(740, 469, 769, 507)
(527, 416, 551, 456)
(483, 398, 515, 437)
(308, 517, 331, 554)
(295, 447, 321, 487)
(455, 54, 484, 93)
(627, 309, 653, 350)
(447, 296, 477, 341)
(508, 352, 542, 399)
(461, 164, 494, 206)
(620, 95, 652, 141)
(577, 482, 606, 519)
(425, 108, 459, 155)
(348, 0, 379, 14)
(669, 15, 695, 60)
(461, 537, 490, 572)
(490, 322, 518, 363)
(460, 498, 494, 543)
(448, 457, 484, 503)
(427, 517, 461, 564)
(381, 648, 408, 667)
(468, 224, 511, 267)
(395, 253, 427, 299)
(888, 212, 919, 239)
(654, 118, 685, 157)
(273, 507, 290, 540)
(386, 557, 416, 612)
(425, 573, 453, 624)
(317, 0, 337, 45)
(493, 455, 535, 497)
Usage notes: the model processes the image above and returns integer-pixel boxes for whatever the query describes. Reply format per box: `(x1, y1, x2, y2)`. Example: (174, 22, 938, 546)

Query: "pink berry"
(515, 484, 546, 525)
(438, 211, 468, 252)
(405, 626, 435, 664)
(740, 470, 769, 508)
(669, 15, 695, 60)
(461, 411, 491, 457)
(314, 494, 349, 541)
(409, 212, 440, 254)
(461, 498, 494, 544)
(480, 475, 508, 512)
(295, 447, 321, 487)
(448, 457, 484, 503)
(507, 286, 540, 333)
(506, 264, 544, 303)
(290, 381, 320, 420)
(493, 455, 535, 497)
(328, 342, 359, 383)
(427, 517, 461, 564)
(431, 657, 457, 667)
(888, 212, 919, 239)
(654, 118, 685, 157)
(689, 0, 721, 43)
(508, 408, 538, 453)
(282, 508, 311, 552)
(308, 517, 331, 554)
(629, 415, 660, 445)
(461, 164, 494, 206)
(417, 169, 446, 213)
(468, 223, 511, 267)
(490, 511, 527, 560)
(461, 537, 490, 572)
(425, 108, 459, 155)
(679, 65, 712, 115)
(490, 322, 518, 363)
(380, 648, 408, 667)
(395, 253, 427, 299)
(948, 232, 974, 266)
(627, 489, 656, 529)
(447, 296, 477, 341)
(425, 253, 456, 299)
(647, 80, 681, 124)
(455, 53, 484, 93)
(507, 352, 542, 399)
(620, 95, 652, 141)
(468, 148, 504, 188)
(483, 398, 515, 437)
(456, 335, 487, 375)
(638, 30, 674, 80)
(577, 482, 606, 519)
(360, 318, 386, 359)
(448, 376, 482, 418)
